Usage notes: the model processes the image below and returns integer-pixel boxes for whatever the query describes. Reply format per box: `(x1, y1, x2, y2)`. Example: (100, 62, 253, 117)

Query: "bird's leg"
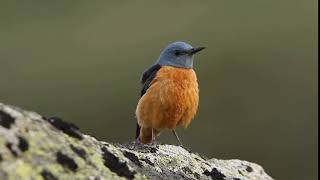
(172, 130, 183, 146)
(151, 128, 157, 145)
(152, 128, 155, 141)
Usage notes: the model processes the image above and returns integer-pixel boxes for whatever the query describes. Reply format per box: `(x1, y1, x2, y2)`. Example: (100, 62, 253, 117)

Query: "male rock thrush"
(135, 41, 205, 144)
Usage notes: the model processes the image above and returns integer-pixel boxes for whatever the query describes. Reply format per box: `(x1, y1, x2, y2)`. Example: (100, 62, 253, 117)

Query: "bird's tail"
(135, 123, 141, 139)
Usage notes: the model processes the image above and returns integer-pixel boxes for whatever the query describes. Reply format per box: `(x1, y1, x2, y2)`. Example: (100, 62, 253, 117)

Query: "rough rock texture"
(0, 102, 273, 180)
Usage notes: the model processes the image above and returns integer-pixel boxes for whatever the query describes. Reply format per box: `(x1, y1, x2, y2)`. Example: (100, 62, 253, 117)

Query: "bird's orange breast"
(136, 66, 199, 130)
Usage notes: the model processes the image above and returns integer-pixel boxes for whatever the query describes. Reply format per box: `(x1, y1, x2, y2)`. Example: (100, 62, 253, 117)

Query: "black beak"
(188, 46, 206, 55)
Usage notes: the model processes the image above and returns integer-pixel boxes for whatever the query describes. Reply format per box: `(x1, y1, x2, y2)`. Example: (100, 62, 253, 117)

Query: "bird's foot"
(134, 138, 142, 145)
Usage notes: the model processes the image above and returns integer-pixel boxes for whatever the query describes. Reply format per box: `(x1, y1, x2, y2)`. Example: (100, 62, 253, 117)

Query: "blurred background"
(0, 1, 317, 179)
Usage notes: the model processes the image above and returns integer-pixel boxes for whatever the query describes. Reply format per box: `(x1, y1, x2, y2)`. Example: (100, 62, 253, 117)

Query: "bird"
(135, 41, 205, 144)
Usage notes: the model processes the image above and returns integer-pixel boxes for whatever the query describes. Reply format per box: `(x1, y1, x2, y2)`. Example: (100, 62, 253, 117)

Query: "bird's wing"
(136, 64, 161, 139)
(140, 64, 161, 97)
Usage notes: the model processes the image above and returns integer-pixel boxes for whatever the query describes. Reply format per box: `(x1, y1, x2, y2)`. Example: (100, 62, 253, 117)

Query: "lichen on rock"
(0, 102, 273, 180)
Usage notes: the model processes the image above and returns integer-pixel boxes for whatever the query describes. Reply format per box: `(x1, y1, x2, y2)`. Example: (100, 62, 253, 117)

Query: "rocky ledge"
(0, 102, 273, 180)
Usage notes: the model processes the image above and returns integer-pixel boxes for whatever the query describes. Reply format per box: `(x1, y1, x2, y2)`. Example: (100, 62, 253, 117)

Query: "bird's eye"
(174, 50, 181, 56)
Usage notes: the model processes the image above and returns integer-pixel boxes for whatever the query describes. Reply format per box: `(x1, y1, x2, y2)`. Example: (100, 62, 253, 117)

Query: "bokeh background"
(0, 1, 317, 179)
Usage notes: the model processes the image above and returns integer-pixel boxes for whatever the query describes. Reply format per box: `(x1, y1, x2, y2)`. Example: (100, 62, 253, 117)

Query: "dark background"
(0, 1, 318, 179)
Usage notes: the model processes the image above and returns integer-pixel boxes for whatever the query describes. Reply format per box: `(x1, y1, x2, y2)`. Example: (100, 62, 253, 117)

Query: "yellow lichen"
(15, 160, 33, 178)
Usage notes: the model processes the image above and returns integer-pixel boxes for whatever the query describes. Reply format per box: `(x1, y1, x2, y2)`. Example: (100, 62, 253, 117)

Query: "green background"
(0, 1, 317, 179)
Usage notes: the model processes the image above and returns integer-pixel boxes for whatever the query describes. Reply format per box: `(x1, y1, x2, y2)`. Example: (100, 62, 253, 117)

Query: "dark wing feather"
(136, 64, 161, 139)
(140, 64, 161, 97)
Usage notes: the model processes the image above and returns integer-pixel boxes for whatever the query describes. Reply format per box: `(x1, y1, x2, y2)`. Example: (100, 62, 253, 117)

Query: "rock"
(0, 102, 273, 180)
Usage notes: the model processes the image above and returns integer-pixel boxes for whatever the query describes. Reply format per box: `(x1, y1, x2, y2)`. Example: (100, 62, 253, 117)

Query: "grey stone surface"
(0, 102, 273, 180)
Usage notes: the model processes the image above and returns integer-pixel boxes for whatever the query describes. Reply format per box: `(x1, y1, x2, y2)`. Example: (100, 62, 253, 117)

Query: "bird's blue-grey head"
(156, 41, 205, 69)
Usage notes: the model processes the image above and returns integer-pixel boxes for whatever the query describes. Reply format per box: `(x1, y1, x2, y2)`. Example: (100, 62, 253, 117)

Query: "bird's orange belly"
(136, 66, 199, 130)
